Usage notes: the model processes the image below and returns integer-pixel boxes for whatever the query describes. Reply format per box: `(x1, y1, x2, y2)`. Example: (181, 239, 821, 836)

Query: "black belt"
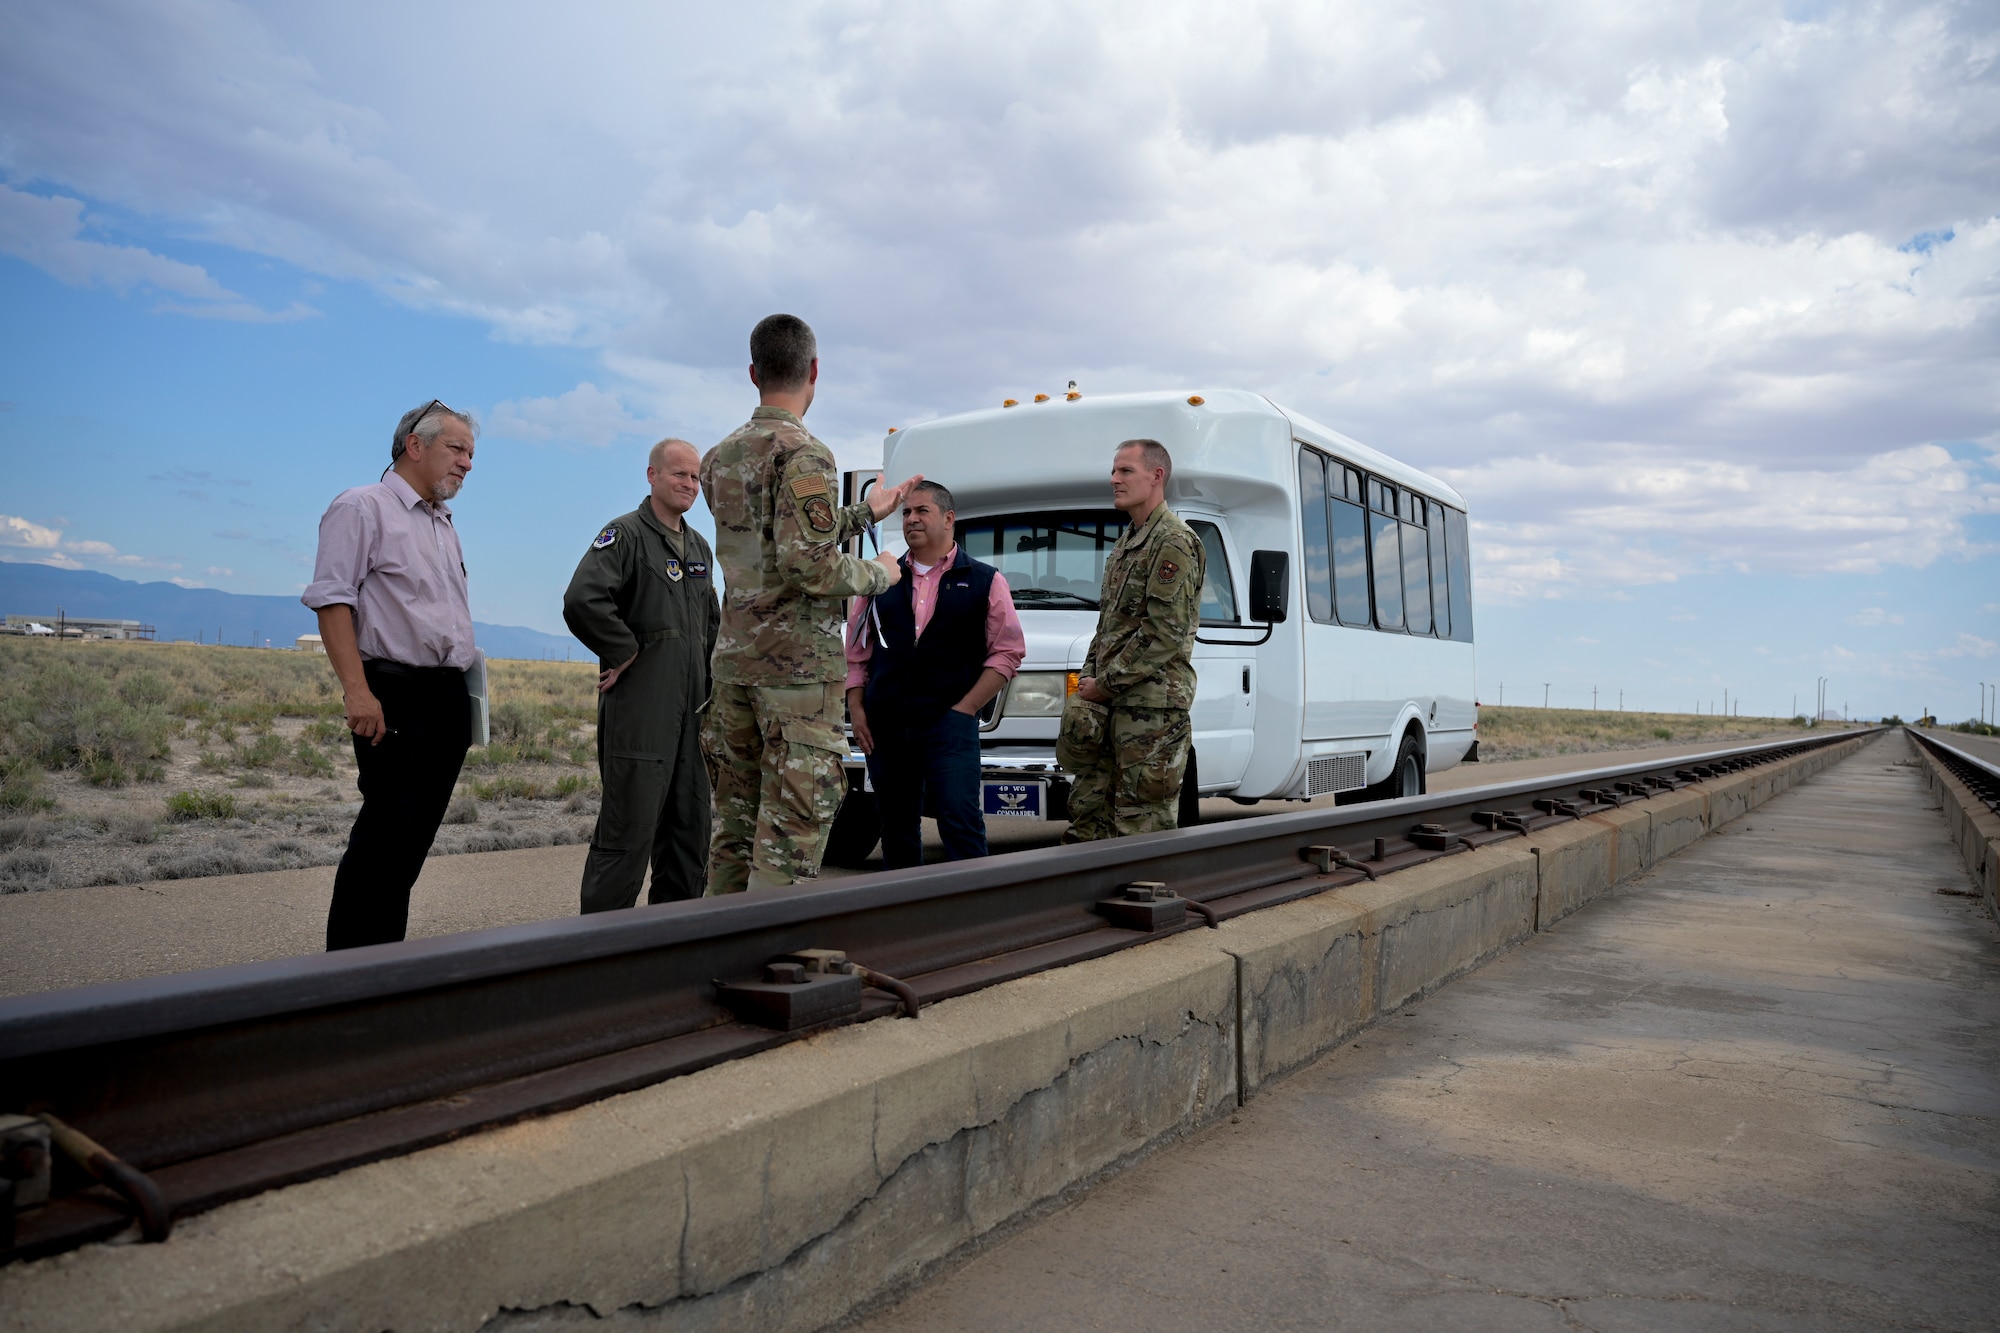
(363, 659, 462, 678)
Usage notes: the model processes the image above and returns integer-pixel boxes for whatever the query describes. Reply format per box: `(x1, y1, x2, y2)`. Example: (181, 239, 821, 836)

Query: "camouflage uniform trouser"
(702, 680, 848, 894)
(1057, 700, 1191, 843)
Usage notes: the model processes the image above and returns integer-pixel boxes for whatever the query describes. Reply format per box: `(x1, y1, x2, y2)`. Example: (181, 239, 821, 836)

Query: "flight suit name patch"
(592, 524, 619, 549)
(687, 561, 709, 579)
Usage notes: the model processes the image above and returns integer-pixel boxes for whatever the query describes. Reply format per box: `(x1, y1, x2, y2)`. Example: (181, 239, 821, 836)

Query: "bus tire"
(822, 785, 880, 868)
(1177, 749, 1201, 828)
(1363, 732, 1426, 803)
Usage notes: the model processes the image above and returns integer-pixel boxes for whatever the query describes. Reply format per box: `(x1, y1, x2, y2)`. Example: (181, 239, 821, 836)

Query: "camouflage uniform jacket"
(1081, 503, 1206, 710)
(701, 405, 893, 686)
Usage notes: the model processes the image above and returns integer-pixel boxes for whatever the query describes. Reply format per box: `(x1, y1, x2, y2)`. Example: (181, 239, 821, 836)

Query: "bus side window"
(1188, 520, 1239, 623)
(1444, 507, 1474, 642)
(1370, 480, 1404, 631)
(1401, 504, 1432, 635)
(1330, 480, 1371, 628)
(1426, 500, 1451, 638)
(1297, 448, 1334, 623)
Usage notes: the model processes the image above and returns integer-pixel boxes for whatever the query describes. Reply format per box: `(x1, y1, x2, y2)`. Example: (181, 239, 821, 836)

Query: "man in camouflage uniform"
(1058, 438, 1205, 841)
(699, 313, 920, 893)
(562, 437, 719, 912)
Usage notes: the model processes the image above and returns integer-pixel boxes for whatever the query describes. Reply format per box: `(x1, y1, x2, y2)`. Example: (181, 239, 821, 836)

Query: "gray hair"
(908, 479, 955, 512)
(391, 400, 479, 462)
(749, 313, 817, 391)
(1116, 438, 1172, 485)
(648, 437, 699, 471)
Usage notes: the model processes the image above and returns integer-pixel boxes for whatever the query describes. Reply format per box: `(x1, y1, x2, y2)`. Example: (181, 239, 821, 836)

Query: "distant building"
(297, 634, 325, 653)
(3, 614, 155, 640)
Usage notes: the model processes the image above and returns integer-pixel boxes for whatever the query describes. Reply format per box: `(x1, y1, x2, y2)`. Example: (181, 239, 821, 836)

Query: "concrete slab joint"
(0, 739, 1877, 1333)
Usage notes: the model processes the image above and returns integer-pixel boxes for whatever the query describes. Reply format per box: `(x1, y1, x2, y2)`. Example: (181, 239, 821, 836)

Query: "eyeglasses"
(393, 399, 456, 459)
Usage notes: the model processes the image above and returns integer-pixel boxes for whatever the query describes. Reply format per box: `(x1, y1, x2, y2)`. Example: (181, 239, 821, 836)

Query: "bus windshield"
(955, 510, 1238, 621)
(955, 510, 1123, 609)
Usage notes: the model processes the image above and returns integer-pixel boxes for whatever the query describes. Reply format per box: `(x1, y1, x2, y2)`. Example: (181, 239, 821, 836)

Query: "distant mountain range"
(0, 562, 589, 662)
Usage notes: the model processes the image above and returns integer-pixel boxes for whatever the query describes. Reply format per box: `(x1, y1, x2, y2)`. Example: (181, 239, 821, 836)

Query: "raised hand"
(867, 473, 925, 522)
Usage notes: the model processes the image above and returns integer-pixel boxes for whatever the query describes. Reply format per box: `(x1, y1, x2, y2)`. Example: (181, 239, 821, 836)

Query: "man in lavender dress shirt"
(302, 400, 479, 949)
(845, 481, 1026, 867)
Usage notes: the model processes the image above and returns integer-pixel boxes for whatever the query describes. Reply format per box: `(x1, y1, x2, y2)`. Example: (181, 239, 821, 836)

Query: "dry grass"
(0, 639, 605, 891)
(1475, 705, 1806, 762)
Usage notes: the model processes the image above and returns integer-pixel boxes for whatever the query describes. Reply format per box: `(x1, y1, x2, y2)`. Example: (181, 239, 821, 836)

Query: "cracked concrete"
(856, 732, 2000, 1333)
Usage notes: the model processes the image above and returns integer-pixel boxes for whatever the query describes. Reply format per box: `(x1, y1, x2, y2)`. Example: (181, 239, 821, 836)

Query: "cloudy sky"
(1, 0, 1995, 719)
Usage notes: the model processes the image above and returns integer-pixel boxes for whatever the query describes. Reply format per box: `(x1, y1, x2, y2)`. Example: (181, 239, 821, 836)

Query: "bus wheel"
(823, 786, 881, 868)
(1363, 733, 1426, 802)
(1177, 749, 1201, 828)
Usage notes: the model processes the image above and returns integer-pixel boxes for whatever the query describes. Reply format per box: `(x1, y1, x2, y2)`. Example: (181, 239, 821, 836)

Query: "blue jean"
(866, 707, 987, 869)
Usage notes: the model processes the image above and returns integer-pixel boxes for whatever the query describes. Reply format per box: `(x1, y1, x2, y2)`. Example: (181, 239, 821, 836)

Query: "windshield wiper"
(1011, 587, 1099, 609)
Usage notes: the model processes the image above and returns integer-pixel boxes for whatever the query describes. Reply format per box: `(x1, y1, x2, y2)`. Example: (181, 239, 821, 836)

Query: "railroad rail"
(0, 727, 1877, 1263)
(1908, 727, 2000, 816)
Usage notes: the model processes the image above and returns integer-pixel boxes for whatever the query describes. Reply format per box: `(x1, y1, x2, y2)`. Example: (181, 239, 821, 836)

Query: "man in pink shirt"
(845, 481, 1026, 868)
(302, 399, 478, 950)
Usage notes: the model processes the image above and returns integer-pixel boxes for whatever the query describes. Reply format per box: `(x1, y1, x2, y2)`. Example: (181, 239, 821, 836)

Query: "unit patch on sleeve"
(1155, 559, 1181, 583)
(801, 494, 837, 535)
(591, 524, 619, 550)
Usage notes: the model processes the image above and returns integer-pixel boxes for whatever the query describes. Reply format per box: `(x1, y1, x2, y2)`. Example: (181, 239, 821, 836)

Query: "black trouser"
(327, 661, 470, 950)
(865, 708, 988, 870)
(580, 715, 710, 913)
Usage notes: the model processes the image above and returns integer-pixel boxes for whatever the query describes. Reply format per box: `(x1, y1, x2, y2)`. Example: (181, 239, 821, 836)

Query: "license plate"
(982, 781, 1044, 819)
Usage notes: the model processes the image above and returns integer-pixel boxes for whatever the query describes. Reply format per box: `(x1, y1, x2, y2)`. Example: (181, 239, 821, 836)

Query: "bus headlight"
(1005, 672, 1070, 717)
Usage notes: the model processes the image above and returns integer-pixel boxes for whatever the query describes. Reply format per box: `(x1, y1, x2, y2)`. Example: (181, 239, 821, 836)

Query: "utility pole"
(1592, 686, 1598, 711)
(1618, 688, 1623, 711)
(1543, 683, 1551, 708)
(1499, 683, 1504, 705)
(1723, 687, 1728, 716)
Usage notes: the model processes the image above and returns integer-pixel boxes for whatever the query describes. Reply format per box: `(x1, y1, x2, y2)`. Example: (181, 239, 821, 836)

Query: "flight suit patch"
(664, 557, 683, 582)
(802, 495, 837, 534)
(1155, 559, 1180, 583)
(592, 524, 619, 549)
(687, 560, 709, 579)
(789, 473, 831, 500)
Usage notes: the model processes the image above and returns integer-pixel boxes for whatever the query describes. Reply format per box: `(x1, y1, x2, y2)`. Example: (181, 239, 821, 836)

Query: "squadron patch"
(591, 524, 619, 550)
(802, 494, 837, 535)
(1155, 559, 1181, 583)
(664, 557, 683, 582)
(687, 560, 709, 579)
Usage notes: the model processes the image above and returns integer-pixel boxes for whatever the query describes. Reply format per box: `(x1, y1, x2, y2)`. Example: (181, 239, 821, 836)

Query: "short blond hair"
(648, 437, 698, 471)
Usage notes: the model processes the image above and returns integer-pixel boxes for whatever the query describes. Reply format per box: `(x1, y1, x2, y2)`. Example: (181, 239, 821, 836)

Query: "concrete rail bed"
(0, 732, 1899, 1331)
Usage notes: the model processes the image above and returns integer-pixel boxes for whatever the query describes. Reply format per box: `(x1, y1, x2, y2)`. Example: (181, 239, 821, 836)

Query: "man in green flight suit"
(700, 313, 921, 893)
(563, 437, 721, 911)
(1058, 438, 1206, 841)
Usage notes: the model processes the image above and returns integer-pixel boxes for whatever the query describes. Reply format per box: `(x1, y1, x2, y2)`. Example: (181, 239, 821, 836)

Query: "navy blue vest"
(862, 547, 1000, 725)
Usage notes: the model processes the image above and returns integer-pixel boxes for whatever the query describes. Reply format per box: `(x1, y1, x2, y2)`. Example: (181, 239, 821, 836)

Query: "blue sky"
(1, 0, 1996, 721)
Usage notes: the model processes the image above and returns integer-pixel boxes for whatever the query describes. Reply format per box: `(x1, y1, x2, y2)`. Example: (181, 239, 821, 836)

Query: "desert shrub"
(562, 788, 597, 815)
(302, 718, 348, 746)
(0, 656, 176, 779)
(197, 750, 230, 772)
(237, 733, 288, 769)
(0, 817, 49, 850)
(554, 773, 594, 797)
(234, 773, 274, 789)
(292, 737, 335, 777)
(167, 789, 238, 822)
(490, 700, 553, 744)
(0, 759, 54, 813)
(148, 843, 256, 880)
(469, 774, 546, 801)
(443, 796, 480, 824)
(1652, 728, 1672, 739)
(0, 850, 56, 890)
(112, 814, 159, 845)
(568, 743, 594, 767)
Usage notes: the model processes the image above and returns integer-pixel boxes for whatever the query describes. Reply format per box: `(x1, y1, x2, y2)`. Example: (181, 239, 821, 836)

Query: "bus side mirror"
(1249, 550, 1289, 624)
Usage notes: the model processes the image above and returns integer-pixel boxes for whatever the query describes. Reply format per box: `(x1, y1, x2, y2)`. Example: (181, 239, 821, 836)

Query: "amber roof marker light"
(1034, 393, 1050, 402)
(1002, 399, 1018, 408)
(1187, 395, 1205, 406)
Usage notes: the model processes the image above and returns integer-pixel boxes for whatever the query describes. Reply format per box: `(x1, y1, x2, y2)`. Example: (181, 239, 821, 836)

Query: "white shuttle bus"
(828, 389, 1477, 861)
